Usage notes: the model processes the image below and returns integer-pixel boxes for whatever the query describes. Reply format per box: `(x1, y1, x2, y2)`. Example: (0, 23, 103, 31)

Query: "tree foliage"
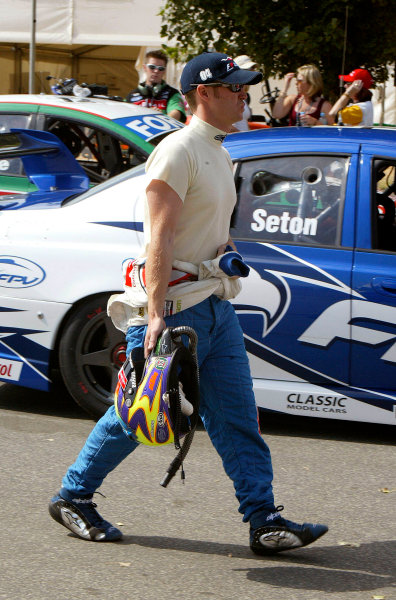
(160, 0, 396, 98)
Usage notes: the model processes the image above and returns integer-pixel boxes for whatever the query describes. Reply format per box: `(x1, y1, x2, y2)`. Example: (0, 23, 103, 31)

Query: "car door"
(350, 144, 396, 411)
(230, 142, 360, 410)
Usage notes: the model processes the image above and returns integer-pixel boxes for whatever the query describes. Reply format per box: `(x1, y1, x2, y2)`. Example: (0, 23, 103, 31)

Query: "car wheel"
(59, 294, 127, 419)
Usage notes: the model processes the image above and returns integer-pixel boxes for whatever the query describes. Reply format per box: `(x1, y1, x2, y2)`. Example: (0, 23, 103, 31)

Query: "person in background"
(126, 49, 186, 123)
(232, 55, 258, 131)
(272, 65, 334, 126)
(329, 68, 374, 126)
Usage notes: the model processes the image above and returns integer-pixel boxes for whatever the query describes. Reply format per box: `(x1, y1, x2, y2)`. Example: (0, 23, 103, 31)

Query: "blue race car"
(1, 125, 396, 425)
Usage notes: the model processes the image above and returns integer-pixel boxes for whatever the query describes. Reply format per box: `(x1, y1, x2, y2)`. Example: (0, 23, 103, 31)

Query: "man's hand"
(144, 315, 166, 357)
(217, 238, 237, 256)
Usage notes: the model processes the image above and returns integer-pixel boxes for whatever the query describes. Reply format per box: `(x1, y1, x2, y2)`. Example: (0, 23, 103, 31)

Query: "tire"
(59, 294, 127, 419)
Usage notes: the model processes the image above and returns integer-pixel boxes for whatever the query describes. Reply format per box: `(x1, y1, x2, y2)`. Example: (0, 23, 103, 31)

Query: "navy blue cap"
(181, 52, 262, 94)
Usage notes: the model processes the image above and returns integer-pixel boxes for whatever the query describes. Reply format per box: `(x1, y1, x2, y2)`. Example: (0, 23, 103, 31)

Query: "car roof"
(0, 94, 171, 120)
(0, 94, 184, 149)
(224, 125, 396, 159)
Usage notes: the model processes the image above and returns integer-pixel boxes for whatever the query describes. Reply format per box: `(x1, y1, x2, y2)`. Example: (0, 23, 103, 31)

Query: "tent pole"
(28, 0, 37, 93)
(339, 5, 349, 94)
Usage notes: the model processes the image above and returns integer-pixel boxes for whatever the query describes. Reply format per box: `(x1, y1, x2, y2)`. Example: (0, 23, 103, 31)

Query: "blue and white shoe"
(49, 491, 122, 542)
(250, 506, 328, 555)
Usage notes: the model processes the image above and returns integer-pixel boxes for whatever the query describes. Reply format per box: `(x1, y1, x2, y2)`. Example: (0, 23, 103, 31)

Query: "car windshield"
(62, 162, 146, 206)
(0, 132, 21, 152)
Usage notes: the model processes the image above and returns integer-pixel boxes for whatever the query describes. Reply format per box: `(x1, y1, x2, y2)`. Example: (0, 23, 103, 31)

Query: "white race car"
(2, 125, 396, 425)
(1, 129, 145, 417)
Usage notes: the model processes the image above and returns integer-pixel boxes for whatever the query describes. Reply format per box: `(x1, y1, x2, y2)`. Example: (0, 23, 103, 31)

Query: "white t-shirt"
(143, 115, 236, 266)
(233, 100, 252, 131)
(340, 100, 373, 126)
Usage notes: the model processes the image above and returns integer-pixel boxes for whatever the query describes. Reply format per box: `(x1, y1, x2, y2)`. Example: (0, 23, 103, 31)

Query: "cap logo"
(200, 68, 213, 81)
(221, 57, 236, 71)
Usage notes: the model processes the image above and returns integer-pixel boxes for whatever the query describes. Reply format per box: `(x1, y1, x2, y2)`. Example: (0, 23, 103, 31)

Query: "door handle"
(372, 277, 396, 294)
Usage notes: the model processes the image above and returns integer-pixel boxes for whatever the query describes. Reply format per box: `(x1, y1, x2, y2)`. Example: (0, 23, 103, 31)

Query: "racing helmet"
(114, 326, 200, 449)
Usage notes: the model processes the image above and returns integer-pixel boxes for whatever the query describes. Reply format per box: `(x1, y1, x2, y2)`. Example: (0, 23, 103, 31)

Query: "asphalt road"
(0, 383, 395, 600)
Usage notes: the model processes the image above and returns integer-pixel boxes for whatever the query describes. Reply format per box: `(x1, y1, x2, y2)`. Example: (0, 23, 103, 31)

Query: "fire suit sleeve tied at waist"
(107, 252, 249, 333)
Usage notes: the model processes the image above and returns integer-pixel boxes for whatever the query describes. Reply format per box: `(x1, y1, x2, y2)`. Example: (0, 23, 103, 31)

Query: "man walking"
(49, 52, 328, 555)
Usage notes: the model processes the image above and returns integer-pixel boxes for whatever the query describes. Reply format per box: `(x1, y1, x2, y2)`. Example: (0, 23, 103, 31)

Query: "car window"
(0, 114, 33, 177)
(0, 113, 32, 133)
(44, 117, 148, 184)
(231, 155, 349, 247)
(372, 159, 396, 251)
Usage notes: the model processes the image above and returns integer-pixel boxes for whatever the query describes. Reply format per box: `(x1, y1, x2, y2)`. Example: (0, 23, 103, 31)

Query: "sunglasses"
(146, 64, 166, 71)
(190, 82, 245, 93)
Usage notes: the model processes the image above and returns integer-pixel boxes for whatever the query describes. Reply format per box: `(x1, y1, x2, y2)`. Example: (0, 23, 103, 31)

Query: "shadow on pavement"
(121, 534, 396, 593)
(1, 382, 395, 443)
(238, 538, 396, 593)
(0, 382, 91, 420)
(258, 411, 396, 445)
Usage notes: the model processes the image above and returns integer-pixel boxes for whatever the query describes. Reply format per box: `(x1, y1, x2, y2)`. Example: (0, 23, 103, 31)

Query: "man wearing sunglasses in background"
(50, 52, 328, 556)
(126, 49, 186, 123)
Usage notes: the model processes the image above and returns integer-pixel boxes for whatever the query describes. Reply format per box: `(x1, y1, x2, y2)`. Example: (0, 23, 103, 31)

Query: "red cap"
(339, 68, 373, 89)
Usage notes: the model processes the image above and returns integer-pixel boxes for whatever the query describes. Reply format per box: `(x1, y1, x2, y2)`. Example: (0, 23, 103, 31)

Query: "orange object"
(148, 372, 159, 391)
(248, 122, 270, 129)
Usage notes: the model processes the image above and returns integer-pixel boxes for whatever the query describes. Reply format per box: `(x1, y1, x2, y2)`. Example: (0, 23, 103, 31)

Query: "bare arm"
(272, 94, 295, 119)
(321, 100, 335, 125)
(144, 179, 183, 356)
(329, 80, 363, 118)
(272, 72, 296, 119)
(329, 91, 352, 118)
(168, 109, 183, 121)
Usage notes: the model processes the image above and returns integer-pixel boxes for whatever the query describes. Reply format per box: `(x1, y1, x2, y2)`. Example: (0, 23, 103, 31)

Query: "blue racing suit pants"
(61, 296, 276, 522)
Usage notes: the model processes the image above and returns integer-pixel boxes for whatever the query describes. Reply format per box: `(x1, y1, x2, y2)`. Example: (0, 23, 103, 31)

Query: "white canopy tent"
(0, 0, 164, 46)
(0, 0, 172, 97)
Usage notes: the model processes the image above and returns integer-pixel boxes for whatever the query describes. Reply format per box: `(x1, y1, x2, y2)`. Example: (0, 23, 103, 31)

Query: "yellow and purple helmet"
(114, 326, 199, 465)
